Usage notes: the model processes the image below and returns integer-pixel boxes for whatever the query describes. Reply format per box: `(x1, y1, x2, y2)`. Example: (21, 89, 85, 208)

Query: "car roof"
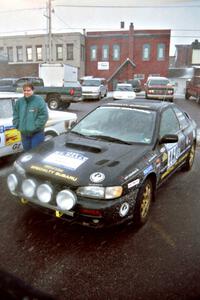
(147, 76, 169, 81)
(117, 83, 132, 86)
(0, 92, 23, 98)
(103, 99, 174, 112)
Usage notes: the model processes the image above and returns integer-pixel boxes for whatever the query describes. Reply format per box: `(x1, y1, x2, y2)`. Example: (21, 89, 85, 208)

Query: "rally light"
(36, 184, 53, 203)
(14, 161, 25, 176)
(7, 174, 18, 192)
(22, 179, 36, 198)
(56, 189, 77, 210)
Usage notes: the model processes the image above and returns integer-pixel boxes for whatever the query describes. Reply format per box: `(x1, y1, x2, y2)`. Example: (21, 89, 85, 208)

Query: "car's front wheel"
(182, 143, 196, 171)
(134, 178, 153, 226)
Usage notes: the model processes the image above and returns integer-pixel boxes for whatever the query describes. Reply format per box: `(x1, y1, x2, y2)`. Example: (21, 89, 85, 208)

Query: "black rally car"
(7, 100, 197, 228)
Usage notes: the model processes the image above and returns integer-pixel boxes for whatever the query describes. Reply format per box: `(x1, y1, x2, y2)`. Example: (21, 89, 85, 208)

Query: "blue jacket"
(13, 94, 48, 135)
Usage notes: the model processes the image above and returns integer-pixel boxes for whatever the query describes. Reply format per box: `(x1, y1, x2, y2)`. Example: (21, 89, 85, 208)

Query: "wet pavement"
(0, 95, 200, 300)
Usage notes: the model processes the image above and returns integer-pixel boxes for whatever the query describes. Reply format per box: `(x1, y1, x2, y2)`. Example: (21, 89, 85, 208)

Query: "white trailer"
(39, 63, 78, 87)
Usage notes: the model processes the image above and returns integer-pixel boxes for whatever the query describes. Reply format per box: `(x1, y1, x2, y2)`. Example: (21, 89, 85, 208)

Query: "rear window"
(82, 80, 101, 86)
(148, 79, 170, 86)
(0, 80, 15, 86)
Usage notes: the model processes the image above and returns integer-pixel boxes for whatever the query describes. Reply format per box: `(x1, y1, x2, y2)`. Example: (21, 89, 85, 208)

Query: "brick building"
(174, 39, 200, 68)
(85, 23, 171, 90)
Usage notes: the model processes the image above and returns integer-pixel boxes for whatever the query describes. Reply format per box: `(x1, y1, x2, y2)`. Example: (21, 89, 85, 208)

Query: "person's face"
(23, 87, 34, 98)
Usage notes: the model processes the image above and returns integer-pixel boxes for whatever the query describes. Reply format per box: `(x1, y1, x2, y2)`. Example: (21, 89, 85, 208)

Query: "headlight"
(77, 186, 123, 199)
(56, 190, 77, 210)
(36, 184, 53, 203)
(22, 179, 36, 198)
(7, 174, 18, 192)
(14, 161, 25, 176)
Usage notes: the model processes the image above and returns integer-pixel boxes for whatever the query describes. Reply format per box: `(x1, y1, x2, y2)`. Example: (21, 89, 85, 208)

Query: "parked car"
(0, 92, 77, 158)
(16, 77, 82, 110)
(145, 76, 174, 101)
(0, 78, 19, 92)
(113, 83, 136, 100)
(7, 99, 197, 229)
(127, 79, 142, 92)
(185, 76, 200, 103)
(81, 77, 107, 100)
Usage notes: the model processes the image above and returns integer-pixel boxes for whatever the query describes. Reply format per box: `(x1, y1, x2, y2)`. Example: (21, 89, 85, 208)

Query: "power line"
(55, 4, 200, 8)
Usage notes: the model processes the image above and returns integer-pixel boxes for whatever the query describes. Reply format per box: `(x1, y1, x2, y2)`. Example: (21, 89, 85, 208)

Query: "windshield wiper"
(88, 134, 132, 145)
(71, 131, 87, 138)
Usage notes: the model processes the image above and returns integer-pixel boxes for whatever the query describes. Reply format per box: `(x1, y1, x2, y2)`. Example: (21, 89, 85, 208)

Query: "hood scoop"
(65, 141, 103, 153)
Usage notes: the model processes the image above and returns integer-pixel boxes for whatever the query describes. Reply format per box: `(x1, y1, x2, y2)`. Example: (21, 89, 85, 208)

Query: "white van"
(0, 92, 77, 158)
(81, 77, 107, 100)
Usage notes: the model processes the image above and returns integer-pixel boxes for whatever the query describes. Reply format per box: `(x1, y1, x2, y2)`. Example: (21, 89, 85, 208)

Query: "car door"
(158, 107, 186, 182)
(0, 98, 22, 158)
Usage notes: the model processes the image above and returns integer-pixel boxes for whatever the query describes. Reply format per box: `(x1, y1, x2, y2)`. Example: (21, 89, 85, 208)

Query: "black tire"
(182, 143, 196, 171)
(185, 91, 190, 100)
(47, 95, 60, 110)
(134, 178, 153, 227)
(44, 131, 57, 141)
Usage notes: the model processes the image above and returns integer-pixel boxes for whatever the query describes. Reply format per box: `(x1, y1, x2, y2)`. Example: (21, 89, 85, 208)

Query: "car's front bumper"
(11, 181, 139, 228)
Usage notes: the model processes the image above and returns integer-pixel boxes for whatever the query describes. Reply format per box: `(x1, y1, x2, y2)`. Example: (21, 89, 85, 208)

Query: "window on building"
(56, 44, 63, 60)
(36, 45, 42, 61)
(26, 46, 32, 61)
(113, 44, 120, 61)
(7, 47, 13, 62)
(90, 45, 97, 61)
(81, 45, 85, 61)
(16, 46, 23, 62)
(67, 43, 74, 60)
(102, 45, 109, 61)
(142, 44, 151, 61)
(157, 43, 165, 60)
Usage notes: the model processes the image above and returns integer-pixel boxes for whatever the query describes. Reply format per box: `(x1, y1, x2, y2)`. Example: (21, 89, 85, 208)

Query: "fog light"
(56, 189, 77, 210)
(36, 184, 53, 203)
(119, 202, 129, 217)
(22, 179, 36, 198)
(7, 174, 18, 192)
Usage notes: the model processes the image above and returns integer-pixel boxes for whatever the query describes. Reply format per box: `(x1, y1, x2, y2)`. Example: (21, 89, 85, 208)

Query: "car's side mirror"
(159, 134, 178, 144)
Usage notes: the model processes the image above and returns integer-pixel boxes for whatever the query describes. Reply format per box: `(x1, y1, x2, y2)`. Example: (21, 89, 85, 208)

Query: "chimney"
(120, 21, 125, 29)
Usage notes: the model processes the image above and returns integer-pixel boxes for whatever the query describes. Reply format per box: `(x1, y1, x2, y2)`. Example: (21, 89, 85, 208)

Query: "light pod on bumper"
(22, 179, 36, 198)
(7, 174, 18, 192)
(56, 189, 77, 210)
(36, 184, 53, 203)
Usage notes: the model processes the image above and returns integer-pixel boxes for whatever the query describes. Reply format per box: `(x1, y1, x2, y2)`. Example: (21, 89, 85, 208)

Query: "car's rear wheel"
(182, 143, 196, 171)
(185, 91, 190, 100)
(44, 131, 57, 141)
(134, 178, 153, 226)
(47, 95, 61, 110)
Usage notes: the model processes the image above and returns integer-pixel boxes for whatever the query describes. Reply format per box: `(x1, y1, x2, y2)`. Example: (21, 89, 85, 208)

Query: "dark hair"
(23, 83, 34, 90)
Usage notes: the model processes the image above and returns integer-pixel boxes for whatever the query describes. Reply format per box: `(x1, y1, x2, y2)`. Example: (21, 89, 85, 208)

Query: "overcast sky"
(0, 0, 199, 55)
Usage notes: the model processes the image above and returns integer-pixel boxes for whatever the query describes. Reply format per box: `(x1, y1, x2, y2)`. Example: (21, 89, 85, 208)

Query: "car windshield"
(82, 80, 101, 86)
(71, 106, 156, 144)
(0, 99, 13, 118)
(149, 79, 170, 86)
(116, 85, 133, 91)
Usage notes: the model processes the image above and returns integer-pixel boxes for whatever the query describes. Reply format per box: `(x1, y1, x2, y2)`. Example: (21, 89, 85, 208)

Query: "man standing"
(13, 83, 48, 151)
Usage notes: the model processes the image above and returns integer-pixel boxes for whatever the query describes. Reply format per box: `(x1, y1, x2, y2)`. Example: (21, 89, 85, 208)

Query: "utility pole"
(48, 0, 52, 62)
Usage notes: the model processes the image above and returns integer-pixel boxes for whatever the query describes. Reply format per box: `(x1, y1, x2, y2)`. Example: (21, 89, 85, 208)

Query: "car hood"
(20, 133, 152, 186)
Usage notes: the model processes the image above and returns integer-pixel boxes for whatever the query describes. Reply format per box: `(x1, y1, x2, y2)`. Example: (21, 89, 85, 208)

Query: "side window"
(142, 44, 151, 61)
(173, 106, 189, 130)
(159, 108, 180, 137)
(157, 43, 165, 61)
(113, 44, 120, 61)
(90, 45, 97, 61)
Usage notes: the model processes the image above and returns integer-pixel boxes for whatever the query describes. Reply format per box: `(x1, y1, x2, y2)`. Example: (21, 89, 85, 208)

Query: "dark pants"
(21, 131, 45, 151)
